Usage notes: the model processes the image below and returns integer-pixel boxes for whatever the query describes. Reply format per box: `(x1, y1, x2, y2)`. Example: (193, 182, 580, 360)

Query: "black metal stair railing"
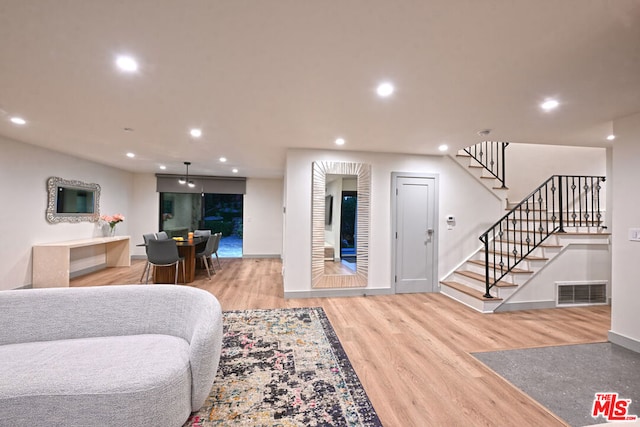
(479, 175, 606, 298)
(464, 141, 510, 188)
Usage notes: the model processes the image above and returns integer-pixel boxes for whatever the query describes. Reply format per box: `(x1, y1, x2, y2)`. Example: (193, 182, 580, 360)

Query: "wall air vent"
(557, 282, 607, 306)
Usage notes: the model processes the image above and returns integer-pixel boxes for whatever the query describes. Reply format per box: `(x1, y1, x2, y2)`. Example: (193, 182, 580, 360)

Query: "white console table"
(32, 236, 130, 288)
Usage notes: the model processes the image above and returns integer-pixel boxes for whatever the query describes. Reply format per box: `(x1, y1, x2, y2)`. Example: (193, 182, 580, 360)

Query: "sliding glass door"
(159, 192, 243, 257)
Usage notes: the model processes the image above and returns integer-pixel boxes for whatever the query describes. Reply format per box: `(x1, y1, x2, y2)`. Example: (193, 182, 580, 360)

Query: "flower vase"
(108, 225, 116, 237)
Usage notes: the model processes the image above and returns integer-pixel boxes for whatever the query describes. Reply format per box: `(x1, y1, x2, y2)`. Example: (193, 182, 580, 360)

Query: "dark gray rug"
(473, 343, 640, 426)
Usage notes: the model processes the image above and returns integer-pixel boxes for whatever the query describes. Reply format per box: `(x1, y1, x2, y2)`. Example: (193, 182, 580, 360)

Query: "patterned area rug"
(184, 307, 382, 426)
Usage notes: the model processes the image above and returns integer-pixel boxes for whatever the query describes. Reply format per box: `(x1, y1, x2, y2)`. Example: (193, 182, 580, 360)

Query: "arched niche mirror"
(312, 161, 370, 288)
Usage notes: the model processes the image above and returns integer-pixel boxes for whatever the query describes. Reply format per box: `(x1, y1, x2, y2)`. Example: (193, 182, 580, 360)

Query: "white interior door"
(394, 175, 437, 293)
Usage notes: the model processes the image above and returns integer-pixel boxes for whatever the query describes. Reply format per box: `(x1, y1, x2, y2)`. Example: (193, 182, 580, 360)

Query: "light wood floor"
(71, 258, 611, 427)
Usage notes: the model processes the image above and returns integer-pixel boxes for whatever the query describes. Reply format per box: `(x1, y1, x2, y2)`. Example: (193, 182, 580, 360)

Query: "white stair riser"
(464, 263, 532, 285)
(451, 273, 490, 292)
(440, 285, 503, 313)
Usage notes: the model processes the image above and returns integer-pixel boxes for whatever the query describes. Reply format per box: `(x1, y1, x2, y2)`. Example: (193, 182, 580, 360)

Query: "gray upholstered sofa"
(0, 284, 223, 427)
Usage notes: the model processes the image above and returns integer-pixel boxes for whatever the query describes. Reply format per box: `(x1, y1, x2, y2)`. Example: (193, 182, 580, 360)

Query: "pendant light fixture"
(179, 161, 195, 188)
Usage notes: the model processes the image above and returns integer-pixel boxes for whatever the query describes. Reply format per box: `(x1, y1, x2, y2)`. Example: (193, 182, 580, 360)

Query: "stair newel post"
(480, 233, 493, 298)
(557, 175, 565, 233)
(500, 142, 508, 188)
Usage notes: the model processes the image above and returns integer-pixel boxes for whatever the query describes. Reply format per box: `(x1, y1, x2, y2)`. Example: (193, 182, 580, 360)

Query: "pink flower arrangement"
(101, 213, 125, 229)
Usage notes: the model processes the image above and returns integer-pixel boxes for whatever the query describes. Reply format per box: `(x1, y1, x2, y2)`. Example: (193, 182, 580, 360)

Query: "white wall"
(129, 173, 159, 257)
(501, 243, 611, 306)
(283, 148, 503, 294)
(506, 143, 606, 201)
(610, 112, 640, 351)
(243, 178, 283, 256)
(0, 136, 134, 290)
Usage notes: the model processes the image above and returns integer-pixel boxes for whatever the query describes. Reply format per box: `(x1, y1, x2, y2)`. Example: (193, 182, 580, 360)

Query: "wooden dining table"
(152, 236, 207, 284)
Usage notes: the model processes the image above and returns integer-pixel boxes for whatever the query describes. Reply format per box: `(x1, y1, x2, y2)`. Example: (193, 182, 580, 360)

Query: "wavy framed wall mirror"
(311, 161, 370, 288)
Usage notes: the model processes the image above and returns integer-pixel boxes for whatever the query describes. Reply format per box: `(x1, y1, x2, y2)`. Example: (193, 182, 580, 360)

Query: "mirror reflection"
(312, 161, 370, 289)
(324, 174, 357, 275)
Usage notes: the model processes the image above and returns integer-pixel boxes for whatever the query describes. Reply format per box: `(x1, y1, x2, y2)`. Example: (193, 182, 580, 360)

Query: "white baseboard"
(608, 330, 640, 354)
(242, 254, 282, 259)
(284, 287, 393, 299)
(494, 300, 557, 312)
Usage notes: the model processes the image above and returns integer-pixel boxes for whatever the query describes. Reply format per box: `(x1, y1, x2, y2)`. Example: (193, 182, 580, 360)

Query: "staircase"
(455, 141, 510, 207)
(443, 145, 609, 313)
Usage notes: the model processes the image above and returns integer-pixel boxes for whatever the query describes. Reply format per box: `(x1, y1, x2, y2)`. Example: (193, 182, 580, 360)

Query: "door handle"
(426, 228, 434, 243)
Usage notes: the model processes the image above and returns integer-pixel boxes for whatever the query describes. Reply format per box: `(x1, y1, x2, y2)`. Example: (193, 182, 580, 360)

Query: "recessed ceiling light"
(219, 157, 227, 163)
(376, 82, 395, 97)
(116, 55, 138, 72)
(126, 152, 135, 158)
(10, 117, 26, 125)
(159, 165, 167, 170)
(232, 168, 239, 174)
(438, 144, 449, 152)
(190, 128, 202, 138)
(540, 99, 559, 111)
(607, 134, 616, 141)
(335, 138, 345, 146)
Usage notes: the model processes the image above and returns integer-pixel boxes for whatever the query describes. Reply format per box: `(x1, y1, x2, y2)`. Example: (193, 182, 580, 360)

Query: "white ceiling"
(1, 1, 639, 178)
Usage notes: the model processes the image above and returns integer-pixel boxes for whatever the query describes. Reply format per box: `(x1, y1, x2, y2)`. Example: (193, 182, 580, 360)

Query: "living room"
(1, 1, 640, 426)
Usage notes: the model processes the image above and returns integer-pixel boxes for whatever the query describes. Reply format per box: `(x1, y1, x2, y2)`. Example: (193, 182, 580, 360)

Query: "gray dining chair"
(145, 239, 185, 285)
(194, 229, 211, 237)
(195, 234, 217, 279)
(212, 232, 222, 269)
(139, 233, 158, 283)
(156, 231, 169, 240)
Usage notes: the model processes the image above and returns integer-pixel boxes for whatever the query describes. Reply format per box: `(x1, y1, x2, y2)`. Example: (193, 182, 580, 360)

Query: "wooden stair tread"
(456, 153, 471, 157)
(504, 208, 549, 212)
(456, 270, 517, 288)
(493, 239, 562, 248)
(468, 259, 533, 274)
(556, 231, 611, 236)
(492, 186, 509, 190)
(441, 281, 502, 301)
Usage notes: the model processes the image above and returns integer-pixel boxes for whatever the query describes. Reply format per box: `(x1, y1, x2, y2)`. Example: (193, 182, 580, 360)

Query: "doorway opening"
(340, 191, 357, 268)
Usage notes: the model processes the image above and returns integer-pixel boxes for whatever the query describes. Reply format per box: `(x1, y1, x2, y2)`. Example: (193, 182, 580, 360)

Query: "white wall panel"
(611, 112, 640, 348)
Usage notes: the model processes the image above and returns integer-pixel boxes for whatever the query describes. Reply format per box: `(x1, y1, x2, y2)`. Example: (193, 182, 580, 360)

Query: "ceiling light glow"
(376, 82, 395, 97)
(190, 128, 202, 138)
(541, 99, 559, 111)
(232, 168, 239, 174)
(607, 134, 616, 141)
(159, 165, 167, 170)
(335, 138, 345, 146)
(219, 157, 227, 163)
(116, 55, 138, 72)
(438, 144, 449, 152)
(10, 117, 26, 125)
(126, 152, 135, 158)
